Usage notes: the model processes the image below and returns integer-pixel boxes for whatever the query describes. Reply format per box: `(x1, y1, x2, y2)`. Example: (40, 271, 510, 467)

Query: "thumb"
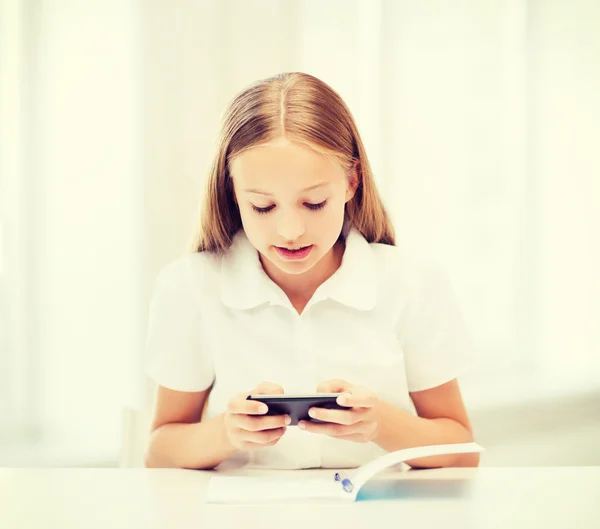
(251, 381, 284, 395)
(316, 379, 352, 394)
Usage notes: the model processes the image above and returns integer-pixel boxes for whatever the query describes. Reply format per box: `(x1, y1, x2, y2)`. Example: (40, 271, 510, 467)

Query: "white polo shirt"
(144, 225, 473, 470)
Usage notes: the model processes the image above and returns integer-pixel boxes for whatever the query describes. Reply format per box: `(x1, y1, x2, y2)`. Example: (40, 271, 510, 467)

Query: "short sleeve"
(144, 258, 215, 392)
(399, 257, 474, 392)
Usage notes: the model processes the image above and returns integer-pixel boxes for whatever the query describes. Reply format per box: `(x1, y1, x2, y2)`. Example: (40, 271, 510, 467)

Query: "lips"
(274, 245, 313, 260)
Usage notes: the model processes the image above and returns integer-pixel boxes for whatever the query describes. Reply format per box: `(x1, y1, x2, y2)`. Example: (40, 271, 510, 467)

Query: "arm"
(373, 378, 480, 469)
(303, 378, 479, 469)
(144, 381, 290, 470)
(144, 385, 238, 470)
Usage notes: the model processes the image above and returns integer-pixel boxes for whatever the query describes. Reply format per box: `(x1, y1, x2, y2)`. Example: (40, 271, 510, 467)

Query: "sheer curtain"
(0, 0, 142, 466)
(0, 0, 32, 444)
(2, 0, 598, 467)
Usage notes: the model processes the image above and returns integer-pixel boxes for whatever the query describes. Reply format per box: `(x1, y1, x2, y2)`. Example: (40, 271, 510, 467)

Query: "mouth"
(274, 245, 313, 261)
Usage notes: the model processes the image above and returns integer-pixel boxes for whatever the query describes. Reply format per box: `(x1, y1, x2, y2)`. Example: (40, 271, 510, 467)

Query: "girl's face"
(230, 137, 357, 278)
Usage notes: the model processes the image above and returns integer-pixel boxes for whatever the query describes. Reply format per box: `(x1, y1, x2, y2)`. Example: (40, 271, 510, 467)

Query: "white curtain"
(1, 0, 599, 466)
(0, 0, 28, 442)
(0, 0, 142, 465)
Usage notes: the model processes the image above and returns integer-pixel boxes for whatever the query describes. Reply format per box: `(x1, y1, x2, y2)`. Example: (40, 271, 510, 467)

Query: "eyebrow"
(243, 181, 330, 196)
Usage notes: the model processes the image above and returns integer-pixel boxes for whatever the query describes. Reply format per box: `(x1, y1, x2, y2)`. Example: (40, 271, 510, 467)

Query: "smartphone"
(246, 393, 348, 425)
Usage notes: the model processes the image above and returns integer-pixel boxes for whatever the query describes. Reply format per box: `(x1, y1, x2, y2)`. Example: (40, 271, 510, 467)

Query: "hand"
(298, 379, 380, 443)
(223, 381, 291, 451)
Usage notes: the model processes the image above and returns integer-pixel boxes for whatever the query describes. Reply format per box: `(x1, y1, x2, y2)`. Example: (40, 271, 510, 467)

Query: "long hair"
(190, 72, 395, 253)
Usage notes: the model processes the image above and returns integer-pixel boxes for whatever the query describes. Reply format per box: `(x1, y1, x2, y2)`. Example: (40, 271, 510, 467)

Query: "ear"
(345, 160, 360, 202)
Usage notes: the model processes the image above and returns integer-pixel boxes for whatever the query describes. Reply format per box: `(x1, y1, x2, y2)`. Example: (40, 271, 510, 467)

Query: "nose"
(276, 209, 305, 241)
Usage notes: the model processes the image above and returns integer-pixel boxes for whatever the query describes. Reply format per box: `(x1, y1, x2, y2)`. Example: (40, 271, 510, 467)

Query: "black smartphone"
(246, 393, 348, 425)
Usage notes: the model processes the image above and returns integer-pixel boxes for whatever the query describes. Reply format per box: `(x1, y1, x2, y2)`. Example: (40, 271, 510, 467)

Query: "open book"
(205, 441, 484, 503)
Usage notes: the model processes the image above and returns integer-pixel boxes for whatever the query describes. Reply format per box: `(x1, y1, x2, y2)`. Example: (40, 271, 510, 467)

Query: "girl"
(144, 72, 479, 471)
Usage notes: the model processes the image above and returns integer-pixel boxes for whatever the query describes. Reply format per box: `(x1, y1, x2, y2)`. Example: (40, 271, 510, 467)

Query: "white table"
(1, 466, 599, 528)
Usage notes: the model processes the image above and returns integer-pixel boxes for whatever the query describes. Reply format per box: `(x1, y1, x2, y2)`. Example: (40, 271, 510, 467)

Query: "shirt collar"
(219, 226, 377, 311)
(219, 232, 276, 310)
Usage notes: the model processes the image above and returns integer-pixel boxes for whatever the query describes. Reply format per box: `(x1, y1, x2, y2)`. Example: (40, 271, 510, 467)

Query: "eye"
(252, 204, 275, 215)
(305, 200, 327, 211)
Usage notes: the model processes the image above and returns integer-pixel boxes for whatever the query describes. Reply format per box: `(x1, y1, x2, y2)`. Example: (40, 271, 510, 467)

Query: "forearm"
(373, 399, 479, 469)
(145, 413, 239, 470)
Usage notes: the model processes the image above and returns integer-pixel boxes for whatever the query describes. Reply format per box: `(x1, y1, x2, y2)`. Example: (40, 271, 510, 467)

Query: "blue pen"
(334, 472, 354, 493)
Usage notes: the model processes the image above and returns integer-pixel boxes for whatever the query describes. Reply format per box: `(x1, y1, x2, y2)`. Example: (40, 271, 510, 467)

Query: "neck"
(260, 239, 345, 305)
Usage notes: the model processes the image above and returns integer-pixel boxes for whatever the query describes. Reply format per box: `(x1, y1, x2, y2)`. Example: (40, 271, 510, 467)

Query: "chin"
(273, 258, 316, 275)
(276, 262, 315, 275)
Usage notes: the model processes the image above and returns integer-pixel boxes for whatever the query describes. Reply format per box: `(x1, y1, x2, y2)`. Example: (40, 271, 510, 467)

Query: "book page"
(205, 441, 484, 503)
(205, 476, 346, 503)
(349, 442, 484, 494)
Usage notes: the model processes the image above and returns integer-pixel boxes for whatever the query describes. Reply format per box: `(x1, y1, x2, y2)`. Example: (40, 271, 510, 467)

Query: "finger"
(308, 406, 368, 426)
(336, 388, 378, 409)
(239, 426, 287, 445)
(299, 419, 375, 438)
(298, 420, 349, 437)
(316, 379, 352, 394)
(242, 435, 284, 450)
(336, 422, 379, 441)
(251, 381, 284, 395)
(235, 414, 291, 432)
(228, 393, 269, 415)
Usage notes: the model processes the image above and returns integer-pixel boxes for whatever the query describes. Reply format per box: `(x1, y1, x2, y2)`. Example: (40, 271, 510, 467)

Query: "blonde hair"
(191, 72, 395, 253)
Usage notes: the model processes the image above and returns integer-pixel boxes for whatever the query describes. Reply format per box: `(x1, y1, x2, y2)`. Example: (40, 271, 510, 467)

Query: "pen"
(334, 472, 354, 493)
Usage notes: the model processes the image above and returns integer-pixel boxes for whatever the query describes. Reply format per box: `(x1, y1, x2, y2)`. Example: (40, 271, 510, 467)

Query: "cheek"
(239, 207, 272, 243)
(318, 198, 346, 231)
(302, 204, 345, 248)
